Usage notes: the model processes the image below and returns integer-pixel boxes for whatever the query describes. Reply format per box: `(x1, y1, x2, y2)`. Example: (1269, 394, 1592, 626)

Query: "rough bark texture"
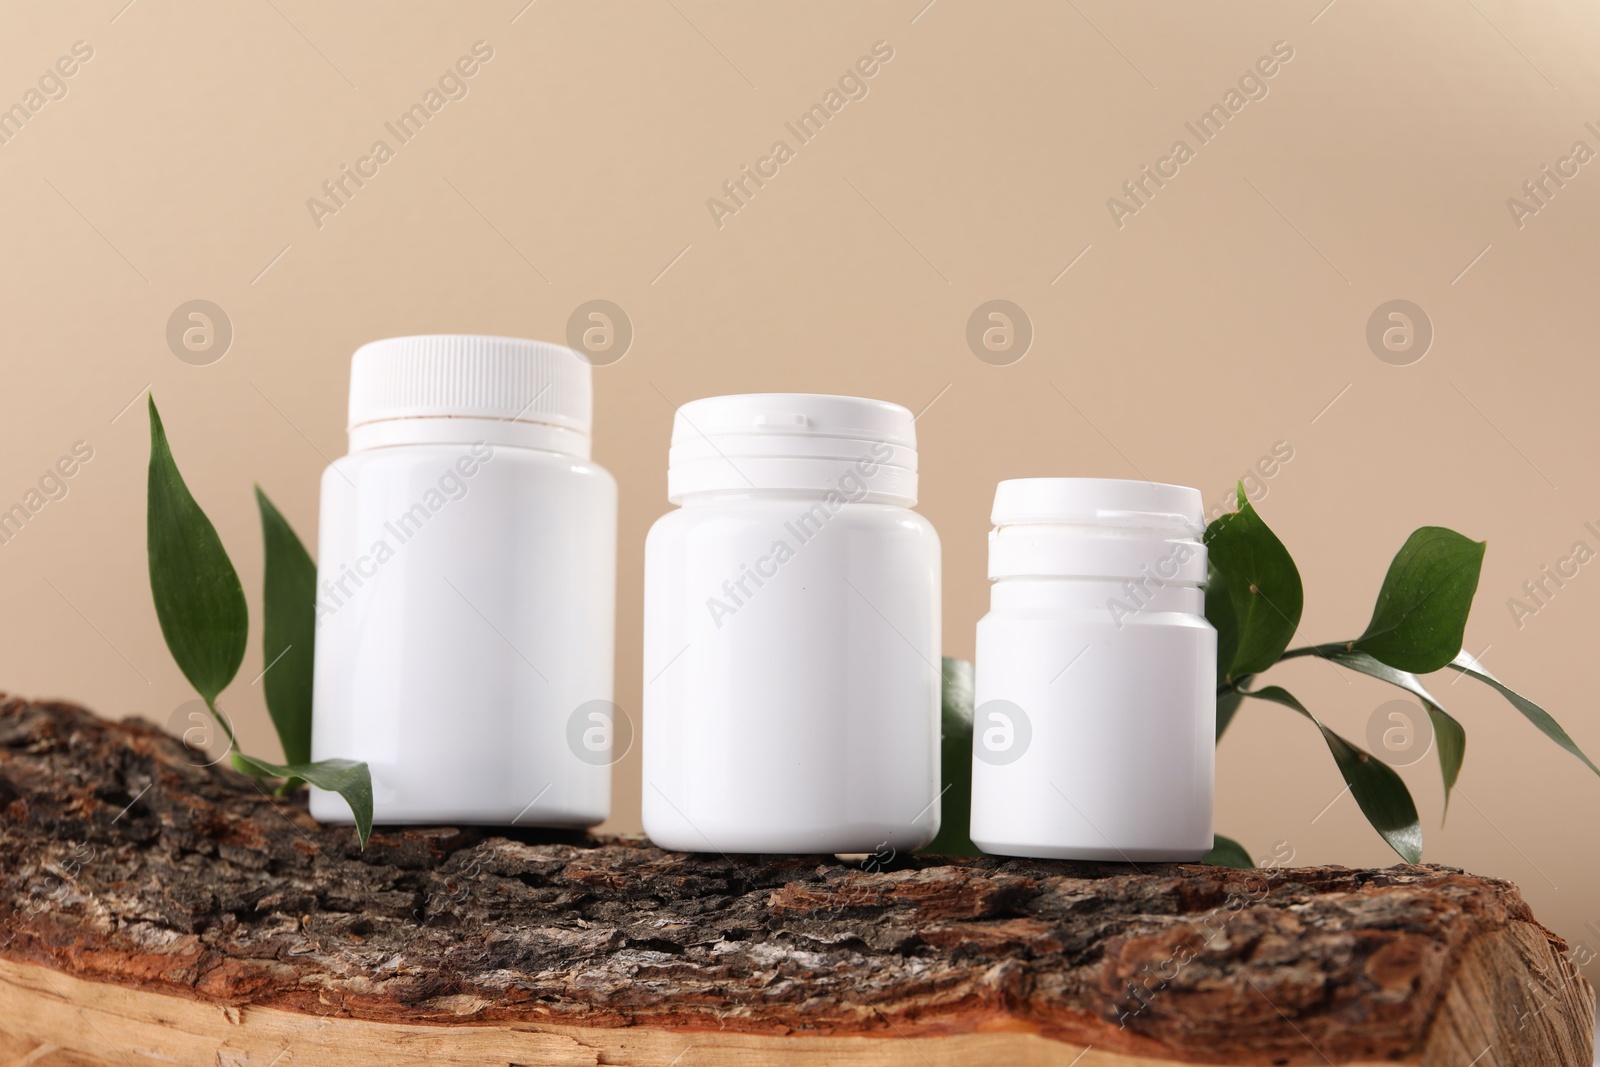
(0, 695, 1591, 1066)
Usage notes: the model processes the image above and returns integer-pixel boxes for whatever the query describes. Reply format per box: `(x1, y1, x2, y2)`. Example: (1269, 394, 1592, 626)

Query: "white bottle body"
(309, 441, 617, 826)
(968, 478, 1215, 861)
(642, 494, 942, 854)
(969, 579, 1215, 860)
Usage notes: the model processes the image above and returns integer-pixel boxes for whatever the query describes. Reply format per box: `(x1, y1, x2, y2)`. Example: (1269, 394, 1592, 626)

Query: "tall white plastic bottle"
(642, 394, 942, 854)
(969, 478, 1215, 861)
(309, 335, 618, 827)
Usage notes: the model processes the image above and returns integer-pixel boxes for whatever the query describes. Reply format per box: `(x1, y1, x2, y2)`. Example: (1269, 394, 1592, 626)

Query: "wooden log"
(0, 695, 1591, 1066)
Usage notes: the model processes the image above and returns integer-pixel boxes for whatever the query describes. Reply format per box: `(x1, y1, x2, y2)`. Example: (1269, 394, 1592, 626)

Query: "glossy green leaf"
(1205, 562, 1239, 689)
(147, 396, 247, 707)
(923, 657, 979, 857)
(1216, 689, 1244, 741)
(229, 752, 277, 779)
(1448, 650, 1599, 777)
(1202, 833, 1253, 868)
(1355, 527, 1485, 673)
(255, 487, 316, 767)
(1243, 684, 1423, 864)
(1204, 491, 1303, 679)
(1427, 708, 1467, 819)
(1322, 646, 1465, 817)
(233, 754, 373, 848)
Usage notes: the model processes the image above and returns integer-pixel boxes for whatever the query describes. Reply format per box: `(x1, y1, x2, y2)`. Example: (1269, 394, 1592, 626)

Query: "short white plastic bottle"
(309, 335, 617, 827)
(642, 394, 942, 854)
(969, 478, 1215, 861)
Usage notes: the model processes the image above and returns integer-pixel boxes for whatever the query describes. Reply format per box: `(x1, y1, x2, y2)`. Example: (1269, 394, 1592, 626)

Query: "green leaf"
(147, 395, 248, 707)
(1216, 689, 1244, 741)
(1204, 491, 1303, 678)
(1355, 527, 1485, 673)
(1205, 562, 1239, 689)
(255, 487, 317, 767)
(923, 657, 979, 857)
(233, 754, 373, 848)
(1202, 833, 1253, 868)
(1243, 684, 1423, 864)
(1448, 650, 1599, 777)
(1427, 707, 1467, 819)
(229, 752, 278, 779)
(1321, 646, 1466, 817)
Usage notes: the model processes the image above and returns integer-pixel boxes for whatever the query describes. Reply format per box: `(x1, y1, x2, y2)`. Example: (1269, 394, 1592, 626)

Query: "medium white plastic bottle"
(309, 335, 618, 827)
(969, 478, 1215, 861)
(642, 394, 942, 854)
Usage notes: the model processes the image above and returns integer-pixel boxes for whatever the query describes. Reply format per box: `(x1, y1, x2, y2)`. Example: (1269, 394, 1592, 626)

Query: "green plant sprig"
(146, 395, 372, 847)
(1202, 483, 1596, 866)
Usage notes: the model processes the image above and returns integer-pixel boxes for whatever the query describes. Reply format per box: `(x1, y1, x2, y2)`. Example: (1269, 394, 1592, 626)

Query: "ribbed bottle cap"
(667, 393, 917, 505)
(989, 478, 1207, 581)
(992, 478, 1202, 531)
(346, 335, 592, 455)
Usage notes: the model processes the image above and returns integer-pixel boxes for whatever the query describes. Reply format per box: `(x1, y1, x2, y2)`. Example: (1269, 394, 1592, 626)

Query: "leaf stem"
(1277, 641, 1352, 661)
(202, 698, 238, 749)
(1216, 643, 1356, 694)
(1217, 640, 1359, 695)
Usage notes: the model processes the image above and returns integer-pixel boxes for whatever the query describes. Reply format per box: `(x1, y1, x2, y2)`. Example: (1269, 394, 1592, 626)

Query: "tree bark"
(0, 695, 1591, 1066)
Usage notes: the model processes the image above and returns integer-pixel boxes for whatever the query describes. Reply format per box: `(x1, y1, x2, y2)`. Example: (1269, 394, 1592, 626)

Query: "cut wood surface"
(0, 695, 1591, 1066)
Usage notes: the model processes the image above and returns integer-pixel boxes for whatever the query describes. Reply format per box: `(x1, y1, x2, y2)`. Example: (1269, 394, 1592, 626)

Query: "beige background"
(2, 0, 1598, 971)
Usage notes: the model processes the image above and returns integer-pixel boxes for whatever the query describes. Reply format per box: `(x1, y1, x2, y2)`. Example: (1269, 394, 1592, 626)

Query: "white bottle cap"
(667, 393, 918, 505)
(989, 477, 1207, 581)
(346, 335, 593, 456)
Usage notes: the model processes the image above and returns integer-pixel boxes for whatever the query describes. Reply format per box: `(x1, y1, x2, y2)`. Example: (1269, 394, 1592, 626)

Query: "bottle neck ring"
(348, 415, 590, 457)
